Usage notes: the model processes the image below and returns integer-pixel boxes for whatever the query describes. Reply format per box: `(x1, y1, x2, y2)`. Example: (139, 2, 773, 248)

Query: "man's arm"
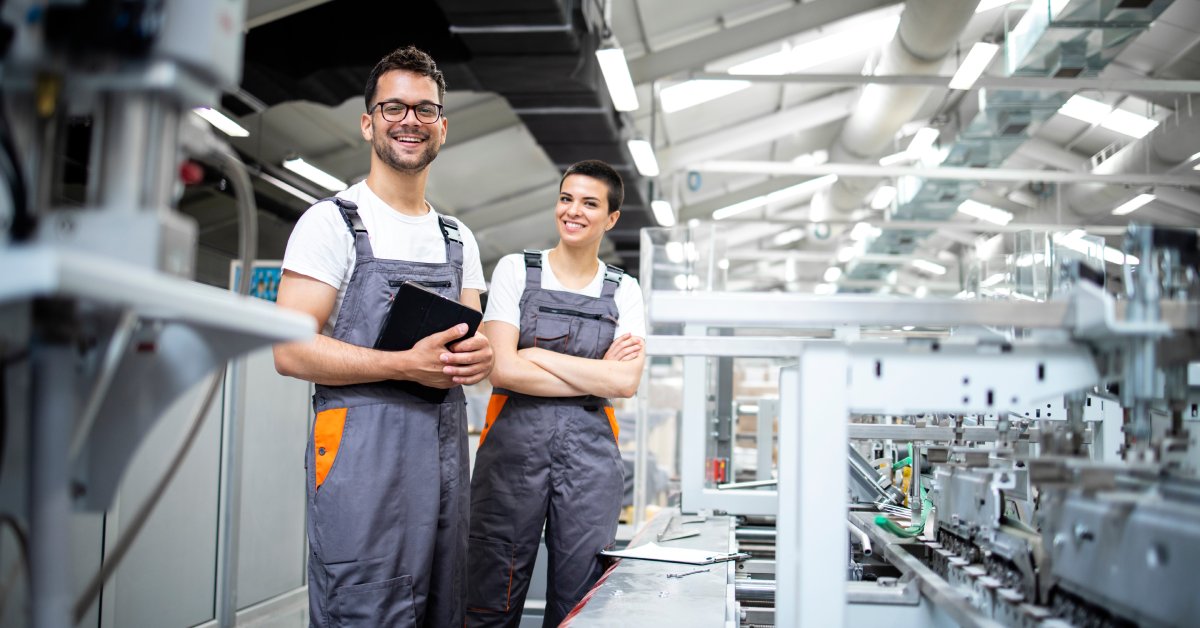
(484, 321, 587, 397)
(520, 338, 645, 399)
(272, 270, 466, 387)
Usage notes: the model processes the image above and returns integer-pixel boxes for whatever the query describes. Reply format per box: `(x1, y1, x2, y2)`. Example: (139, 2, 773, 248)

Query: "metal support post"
(777, 345, 848, 627)
(29, 300, 76, 628)
(215, 357, 247, 626)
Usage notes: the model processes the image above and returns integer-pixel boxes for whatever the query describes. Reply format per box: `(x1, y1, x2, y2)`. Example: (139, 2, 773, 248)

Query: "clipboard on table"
(599, 543, 750, 565)
(374, 281, 483, 402)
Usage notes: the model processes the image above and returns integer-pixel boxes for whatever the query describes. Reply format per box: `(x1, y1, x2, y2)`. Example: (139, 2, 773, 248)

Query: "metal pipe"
(734, 580, 776, 603)
(735, 527, 777, 542)
(848, 520, 872, 556)
(684, 71, 1200, 93)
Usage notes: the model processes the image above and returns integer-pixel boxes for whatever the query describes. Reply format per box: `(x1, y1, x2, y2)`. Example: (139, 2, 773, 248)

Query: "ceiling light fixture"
(823, 266, 843, 282)
(1111, 193, 1155, 216)
(948, 42, 1000, 90)
(975, 0, 1020, 12)
(1058, 95, 1159, 138)
(650, 199, 676, 227)
(980, 273, 1006, 288)
(906, 127, 940, 155)
(712, 175, 836, 220)
(282, 157, 346, 192)
(849, 222, 881, 241)
(958, 199, 1014, 225)
(627, 139, 660, 177)
(259, 171, 318, 205)
(773, 228, 805, 246)
(193, 107, 249, 137)
(870, 185, 897, 210)
(911, 259, 947, 275)
(659, 80, 751, 113)
(596, 47, 640, 112)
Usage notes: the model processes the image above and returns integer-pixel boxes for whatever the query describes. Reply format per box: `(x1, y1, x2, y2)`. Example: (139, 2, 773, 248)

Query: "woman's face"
(555, 174, 620, 247)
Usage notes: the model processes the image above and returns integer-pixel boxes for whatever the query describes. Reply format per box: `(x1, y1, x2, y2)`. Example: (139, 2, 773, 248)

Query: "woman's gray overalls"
(305, 198, 470, 628)
(465, 250, 625, 628)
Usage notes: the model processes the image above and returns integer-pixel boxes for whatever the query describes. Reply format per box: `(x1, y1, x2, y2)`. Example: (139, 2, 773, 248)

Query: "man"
(273, 46, 493, 628)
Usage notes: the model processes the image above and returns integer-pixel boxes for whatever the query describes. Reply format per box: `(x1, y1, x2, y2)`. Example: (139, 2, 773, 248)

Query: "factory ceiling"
(188, 0, 1200, 295)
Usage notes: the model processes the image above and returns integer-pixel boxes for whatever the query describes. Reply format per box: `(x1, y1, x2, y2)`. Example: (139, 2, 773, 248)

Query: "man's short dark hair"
(560, 160, 624, 213)
(364, 46, 447, 110)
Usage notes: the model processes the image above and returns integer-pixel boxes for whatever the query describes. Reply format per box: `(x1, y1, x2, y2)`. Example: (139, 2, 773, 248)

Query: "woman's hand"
(602, 333, 644, 362)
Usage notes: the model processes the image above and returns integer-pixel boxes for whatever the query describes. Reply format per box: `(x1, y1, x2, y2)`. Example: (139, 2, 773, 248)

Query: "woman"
(465, 160, 646, 627)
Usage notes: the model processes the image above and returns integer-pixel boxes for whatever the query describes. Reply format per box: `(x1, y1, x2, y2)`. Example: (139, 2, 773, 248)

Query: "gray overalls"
(466, 250, 625, 628)
(305, 198, 470, 628)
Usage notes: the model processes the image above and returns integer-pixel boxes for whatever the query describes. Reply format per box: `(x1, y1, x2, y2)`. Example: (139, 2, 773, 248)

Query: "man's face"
(361, 70, 448, 174)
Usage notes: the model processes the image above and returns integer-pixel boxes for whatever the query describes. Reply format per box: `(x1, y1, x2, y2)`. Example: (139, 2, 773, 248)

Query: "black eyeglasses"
(369, 101, 444, 124)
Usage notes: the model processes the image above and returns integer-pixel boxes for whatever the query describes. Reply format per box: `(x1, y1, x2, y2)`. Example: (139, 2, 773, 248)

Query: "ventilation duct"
(815, 0, 981, 220)
(845, 0, 1175, 285)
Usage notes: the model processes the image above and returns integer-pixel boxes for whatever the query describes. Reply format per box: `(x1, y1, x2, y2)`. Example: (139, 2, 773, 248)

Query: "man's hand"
(402, 324, 471, 388)
(602, 333, 644, 362)
(440, 328, 494, 385)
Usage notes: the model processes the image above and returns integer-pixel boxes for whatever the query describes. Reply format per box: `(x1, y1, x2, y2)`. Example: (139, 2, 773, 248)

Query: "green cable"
(891, 456, 912, 470)
(874, 494, 933, 539)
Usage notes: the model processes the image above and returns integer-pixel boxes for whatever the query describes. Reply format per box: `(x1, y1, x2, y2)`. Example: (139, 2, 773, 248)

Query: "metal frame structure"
(648, 291, 1108, 627)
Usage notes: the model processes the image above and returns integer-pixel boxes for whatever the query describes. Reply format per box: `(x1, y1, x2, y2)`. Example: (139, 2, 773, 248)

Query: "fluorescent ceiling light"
(730, 15, 900, 76)
(914, 285, 928, 298)
(980, 273, 1006, 288)
(906, 127, 940, 155)
(878, 151, 915, 166)
(958, 199, 1014, 225)
(596, 48, 639, 112)
(823, 266, 843, 282)
(911, 259, 947, 275)
(712, 175, 836, 220)
(259, 171, 318, 205)
(975, 0, 1020, 12)
(627, 139, 660, 177)
(870, 185, 897, 210)
(849, 222, 881, 241)
(1111, 193, 1155, 215)
(1058, 95, 1111, 125)
(1058, 95, 1160, 138)
(283, 157, 346, 192)
(1101, 108, 1159, 138)
(192, 107, 249, 137)
(791, 149, 829, 166)
(773, 227, 805, 246)
(1056, 231, 1139, 265)
(651, 200, 676, 227)
(948, 42, 1000, 90)
(660, 15, 898, 113)
(1015, 253, 1045, 267)
(660, 80, 751, 113)
(836, 246, 856, 263)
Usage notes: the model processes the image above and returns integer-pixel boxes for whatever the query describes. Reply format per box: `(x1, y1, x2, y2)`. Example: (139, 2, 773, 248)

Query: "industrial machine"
(0, 2, 311, 626)
(564, 222, 1200, 627)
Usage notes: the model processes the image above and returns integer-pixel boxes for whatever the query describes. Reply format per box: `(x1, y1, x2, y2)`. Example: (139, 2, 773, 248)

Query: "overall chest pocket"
(533, 306, 610, 358)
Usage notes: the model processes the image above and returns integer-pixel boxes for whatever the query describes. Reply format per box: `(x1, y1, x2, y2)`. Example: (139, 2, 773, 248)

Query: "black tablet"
(374, 281, 483, 352)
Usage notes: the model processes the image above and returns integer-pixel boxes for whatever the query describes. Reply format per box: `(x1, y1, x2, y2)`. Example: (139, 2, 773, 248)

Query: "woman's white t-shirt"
(281, 181, 486, 335)
(483, 250, 646, 340)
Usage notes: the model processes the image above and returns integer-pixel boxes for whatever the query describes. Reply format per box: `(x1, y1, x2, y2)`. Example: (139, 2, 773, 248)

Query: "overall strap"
(522, 249, 542, 292)
(325, 197, 371, 258)
(438, 215, 464, 267)
(601, 263, 624, 300)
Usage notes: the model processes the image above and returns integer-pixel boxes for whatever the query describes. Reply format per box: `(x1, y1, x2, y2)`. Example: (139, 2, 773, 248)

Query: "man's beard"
(373, 128, 440, 173)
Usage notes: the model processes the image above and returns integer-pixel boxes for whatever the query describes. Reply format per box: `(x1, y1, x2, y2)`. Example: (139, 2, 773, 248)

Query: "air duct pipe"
(813, 0, 981, 221)
(1065, 111, 1200, 216)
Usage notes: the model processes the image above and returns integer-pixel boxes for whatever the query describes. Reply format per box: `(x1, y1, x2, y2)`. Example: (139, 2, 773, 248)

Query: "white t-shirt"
(282, 181, 486, 334)
(483, 250, 646, 340)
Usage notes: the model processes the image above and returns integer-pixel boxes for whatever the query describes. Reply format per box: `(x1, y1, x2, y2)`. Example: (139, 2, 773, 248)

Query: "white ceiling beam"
(692, 160, 1200, 186)
(682, 72, 1200, 93)
(627, 0, 899, 84)
(659, 90, 857, 175)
